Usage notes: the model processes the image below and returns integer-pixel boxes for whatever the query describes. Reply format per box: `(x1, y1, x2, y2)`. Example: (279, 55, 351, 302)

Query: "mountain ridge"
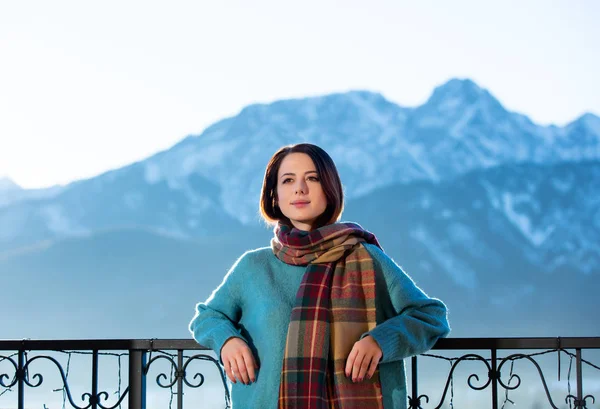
(2, 78, 599, 252)
(3, 159, 598, 339)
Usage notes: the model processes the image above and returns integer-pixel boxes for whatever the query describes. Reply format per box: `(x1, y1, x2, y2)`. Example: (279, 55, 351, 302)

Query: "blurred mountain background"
(2, 78, 599, 339)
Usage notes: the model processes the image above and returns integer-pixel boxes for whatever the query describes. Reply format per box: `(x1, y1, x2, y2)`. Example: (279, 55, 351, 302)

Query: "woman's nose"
(295, 180, 307, 194)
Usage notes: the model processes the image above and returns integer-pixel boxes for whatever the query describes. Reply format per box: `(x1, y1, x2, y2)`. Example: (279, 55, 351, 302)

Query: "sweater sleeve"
(189, 253, 249, 365)
(361, 244, 450, 364)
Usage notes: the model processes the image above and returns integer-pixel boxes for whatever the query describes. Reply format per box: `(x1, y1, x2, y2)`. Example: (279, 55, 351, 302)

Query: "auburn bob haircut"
(259, 143, 344, 229)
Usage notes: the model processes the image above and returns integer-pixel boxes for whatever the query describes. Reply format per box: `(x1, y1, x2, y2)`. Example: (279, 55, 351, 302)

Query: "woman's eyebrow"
(280, 170, 318, 178)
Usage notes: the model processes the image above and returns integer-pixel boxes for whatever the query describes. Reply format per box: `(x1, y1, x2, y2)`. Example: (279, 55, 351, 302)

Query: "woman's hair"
(260, 143, 344, 228)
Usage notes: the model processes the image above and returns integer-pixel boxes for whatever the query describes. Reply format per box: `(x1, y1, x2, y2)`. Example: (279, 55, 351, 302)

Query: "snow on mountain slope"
(1, 78, 599, 250)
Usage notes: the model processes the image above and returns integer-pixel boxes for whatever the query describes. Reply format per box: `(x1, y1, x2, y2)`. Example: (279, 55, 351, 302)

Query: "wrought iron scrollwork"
(413, 351, 597, 409)
(408, 394, 429, 409)
(93, 388, 130, 409)
(144, 354, 180, 388)
(13, 354, 130, 409)
(143, 351, 231, 408)
(415, 353, 492, 409)
(182, 354, 222, 388)
(566, 394, 596, 409)
(183, 354, 231, 408)
(22, 355, 95, 409)
(497, 353, 561, 409)
(0, 355, 18, 388)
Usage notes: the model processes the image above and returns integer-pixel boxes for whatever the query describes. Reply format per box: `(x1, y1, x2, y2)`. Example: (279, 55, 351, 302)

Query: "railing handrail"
(2, 336, 599, 409)
(1, 336, 599, 351)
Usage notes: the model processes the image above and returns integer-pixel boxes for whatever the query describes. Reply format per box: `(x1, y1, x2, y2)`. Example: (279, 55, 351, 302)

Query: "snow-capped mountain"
(2, 160, 598, 339)
(0, 177, 64, 209)
(1, 78, 598, 253)
(140, 79, 600, 224)
(343, 160, 600, 335)
(2, 78, 599, 340)
(347, 160, 600, 280)
(0, 177, 22, 207)
(0, 176, 20, 191)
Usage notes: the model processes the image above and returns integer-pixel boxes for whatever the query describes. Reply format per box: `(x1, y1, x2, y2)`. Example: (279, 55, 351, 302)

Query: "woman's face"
(276, 152, 328, 231)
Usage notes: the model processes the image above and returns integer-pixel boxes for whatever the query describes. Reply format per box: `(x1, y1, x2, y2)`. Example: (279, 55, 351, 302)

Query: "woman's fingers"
(242, 350, 257, 383)
(225, 359, 252, 384)
(224, 364, 234, 383)
(351, 352, 365, 382)
(366, 356, 379, 379)
(227, 360, 239, 384)
(345, 347, 358, 378)
(221, 338, 259, 385)
(228, 354, 257, 385)
(235, 355, 250, 384)
(357, 353, 372, 381)
(346, 336, 383, 382)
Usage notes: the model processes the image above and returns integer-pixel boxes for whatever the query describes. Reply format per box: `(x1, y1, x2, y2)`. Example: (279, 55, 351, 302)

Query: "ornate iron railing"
(409, 337, 599, 409)
(1, 337, 598, 409)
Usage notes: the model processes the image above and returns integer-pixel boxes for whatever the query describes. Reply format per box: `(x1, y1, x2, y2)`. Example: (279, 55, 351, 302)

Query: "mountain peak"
(221, 89, 399, 137)
(342, 89, 386, 100)
(0, 176, 22, 191)
(427, 78, 495, 106)
(436, 78, 483, 95)
(255, 89, 389, 110)
(418, 78, 508, 125)
(574, 112, 600, 135)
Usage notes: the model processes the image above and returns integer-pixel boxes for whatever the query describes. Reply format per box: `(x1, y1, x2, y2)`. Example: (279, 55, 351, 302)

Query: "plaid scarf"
(272, 222, 384, 409)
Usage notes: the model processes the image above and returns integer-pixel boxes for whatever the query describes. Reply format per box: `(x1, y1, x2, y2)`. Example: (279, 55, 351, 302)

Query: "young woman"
(189, 143, 450, 409)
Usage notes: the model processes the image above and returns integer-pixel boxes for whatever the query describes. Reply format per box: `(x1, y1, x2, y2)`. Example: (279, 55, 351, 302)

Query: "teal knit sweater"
(189, 243, 450, 409)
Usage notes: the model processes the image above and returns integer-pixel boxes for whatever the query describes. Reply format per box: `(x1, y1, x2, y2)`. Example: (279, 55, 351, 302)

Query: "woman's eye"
(282, 178, 292, 184)
(308, 176, 320, 182)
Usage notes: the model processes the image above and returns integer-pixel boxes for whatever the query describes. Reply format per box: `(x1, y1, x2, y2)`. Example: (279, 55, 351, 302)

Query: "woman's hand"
(220, 337, 259, 385)
(345, 335, 383, 383)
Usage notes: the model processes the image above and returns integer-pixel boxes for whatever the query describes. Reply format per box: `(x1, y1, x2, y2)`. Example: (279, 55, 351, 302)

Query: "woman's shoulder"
(362, 242, 416, 288)
(232, 246, 275, 269)
(362, 242, 398, 268)
(220, 247, 274, 285)
(240, 245, 273, 258)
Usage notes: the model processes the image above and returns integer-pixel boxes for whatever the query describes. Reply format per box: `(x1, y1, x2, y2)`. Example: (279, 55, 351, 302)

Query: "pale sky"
(1, 0, 599, 189)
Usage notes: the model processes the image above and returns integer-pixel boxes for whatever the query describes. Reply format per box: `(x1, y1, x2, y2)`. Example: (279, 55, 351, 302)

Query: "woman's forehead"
(279, 153, 317, 173)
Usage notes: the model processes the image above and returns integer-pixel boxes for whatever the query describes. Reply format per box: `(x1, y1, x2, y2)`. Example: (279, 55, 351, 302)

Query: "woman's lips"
(292, 201, 310, 208)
